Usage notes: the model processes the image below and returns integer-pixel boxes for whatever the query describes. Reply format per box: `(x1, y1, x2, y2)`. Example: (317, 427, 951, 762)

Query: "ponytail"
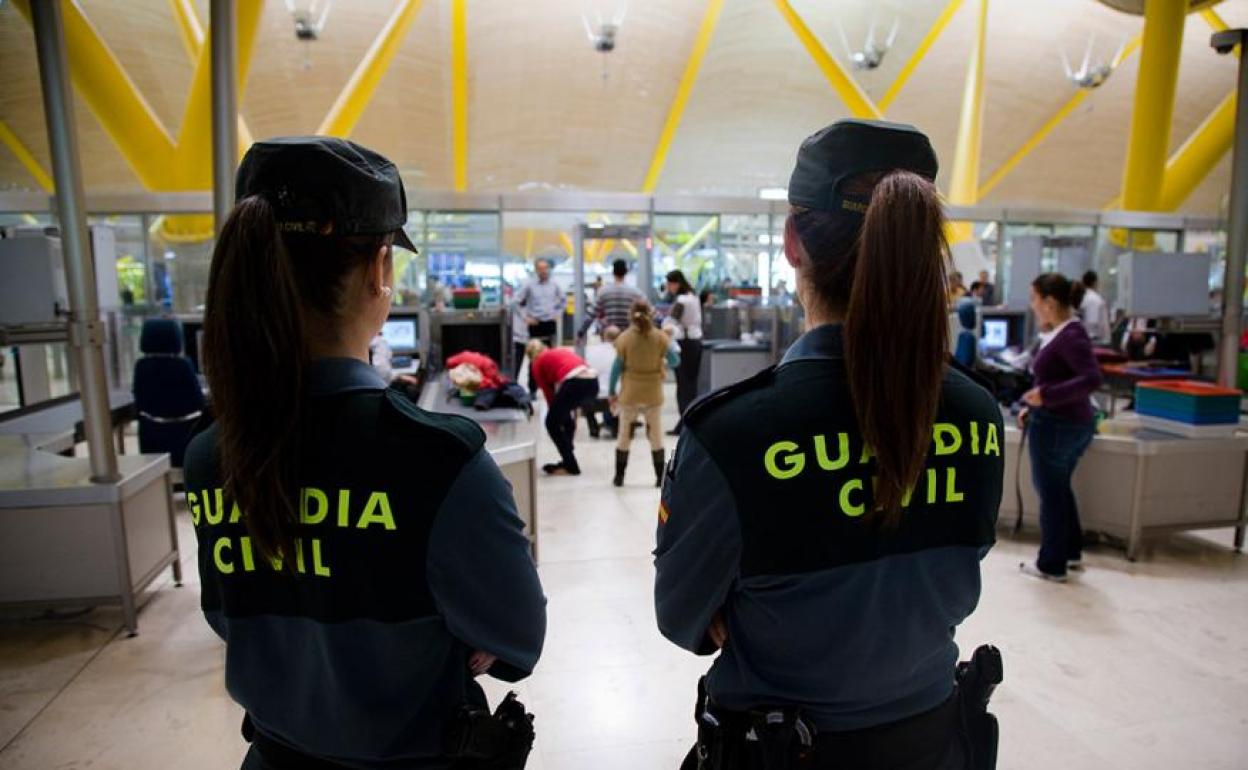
(203, 196, 305, 565)
(203, 196, 389, 567)
(844, 170, 949, 527)
(630, 299, 653, 335)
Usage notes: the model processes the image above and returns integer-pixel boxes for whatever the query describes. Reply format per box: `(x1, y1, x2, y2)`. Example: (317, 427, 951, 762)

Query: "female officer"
(654, 120, 1004, 769)
(184, 137, 546, 770)
(664, 269, 703, 435)
(1019, 273, 1103, 583)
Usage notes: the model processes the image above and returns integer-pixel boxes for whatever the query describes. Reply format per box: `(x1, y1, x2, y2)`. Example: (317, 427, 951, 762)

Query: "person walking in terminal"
(1019, 273, 1103, 583)
(527, 339, 599, 476)
(609, 300, 680, 488)
(1078, 270, 1111, 345)
(184, 137, 546, 770)
(664, 269, 703, 435)
(516, 258, 563, 393)
(654, 120, 1004, 770)
(578, 258, 644, 341)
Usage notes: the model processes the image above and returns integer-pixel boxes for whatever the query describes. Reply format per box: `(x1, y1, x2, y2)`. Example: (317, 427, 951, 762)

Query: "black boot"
(652, 449, 665, 488)
(614, 450, 629, 487)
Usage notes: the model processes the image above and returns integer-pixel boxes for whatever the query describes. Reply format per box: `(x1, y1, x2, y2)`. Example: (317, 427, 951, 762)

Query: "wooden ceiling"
(1, 0, 1246, 214)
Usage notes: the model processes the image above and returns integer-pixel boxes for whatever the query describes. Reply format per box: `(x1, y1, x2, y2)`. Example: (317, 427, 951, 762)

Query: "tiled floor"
(2, 394, 1247, 769)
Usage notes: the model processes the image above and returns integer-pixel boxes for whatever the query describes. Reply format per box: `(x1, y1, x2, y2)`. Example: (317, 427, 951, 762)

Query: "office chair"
(132, 318, 205, 468)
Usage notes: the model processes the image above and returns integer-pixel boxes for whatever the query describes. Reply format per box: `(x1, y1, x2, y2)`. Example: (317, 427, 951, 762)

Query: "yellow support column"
(0, 119, 54, 191)
(451, 0, 468, 191)
(641, 0, 724, 193)
(1120, 0, 1187, 212)
(879, 0, 965, 113)
(1157, 90, 1237, 211)
(772, 0, 882, 120)
(174, 0, 265, 189)
(317, 0, 427, 138)
(12, 0, 178, 189)
(168, 0, 254, 154)
(946, 0, 988, 242)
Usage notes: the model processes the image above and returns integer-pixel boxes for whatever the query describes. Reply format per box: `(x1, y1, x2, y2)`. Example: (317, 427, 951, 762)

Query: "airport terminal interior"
(2, 0, 1248, 768)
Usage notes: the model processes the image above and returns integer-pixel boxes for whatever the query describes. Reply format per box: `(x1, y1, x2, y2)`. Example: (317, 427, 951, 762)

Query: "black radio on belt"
(442, 691, 536, 769)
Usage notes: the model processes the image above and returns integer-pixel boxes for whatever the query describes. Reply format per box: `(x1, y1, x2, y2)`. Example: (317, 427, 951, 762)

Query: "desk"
(0, 389, 136, 455)
(0, 435, 181, 635)
(1002, 412, 1248, 560)
(418, 381, 541, 560)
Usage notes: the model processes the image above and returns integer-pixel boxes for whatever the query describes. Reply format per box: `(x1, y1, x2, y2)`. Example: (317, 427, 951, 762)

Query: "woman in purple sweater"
(1019, 273, 1103, 582)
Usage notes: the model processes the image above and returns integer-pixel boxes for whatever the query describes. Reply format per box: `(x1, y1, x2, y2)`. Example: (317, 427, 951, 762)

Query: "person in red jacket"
(526, 340, 600, 476)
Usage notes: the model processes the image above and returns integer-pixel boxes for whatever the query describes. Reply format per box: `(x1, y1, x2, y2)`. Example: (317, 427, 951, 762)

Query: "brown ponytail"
(630, 299, 653, 335)
(203, 195, 388, 566)
(845, 170, 949, 526)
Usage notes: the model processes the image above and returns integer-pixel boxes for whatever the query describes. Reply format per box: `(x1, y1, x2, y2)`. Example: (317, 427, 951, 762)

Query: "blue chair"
(954, 298, 979, 368)
(133, 319, 205, 468)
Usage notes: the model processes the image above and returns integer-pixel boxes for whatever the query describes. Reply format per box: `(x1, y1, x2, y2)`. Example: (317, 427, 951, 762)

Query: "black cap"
(236, 136, 419, 253)
(787, 119, 938, 216)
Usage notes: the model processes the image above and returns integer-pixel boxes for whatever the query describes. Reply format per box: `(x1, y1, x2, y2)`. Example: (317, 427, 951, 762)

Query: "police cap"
(787, 119, 938, 216)
(236, 136, 419, 253)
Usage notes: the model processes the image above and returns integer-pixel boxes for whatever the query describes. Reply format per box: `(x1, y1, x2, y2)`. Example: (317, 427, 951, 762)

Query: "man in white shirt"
(1079, 270, 1111, 344)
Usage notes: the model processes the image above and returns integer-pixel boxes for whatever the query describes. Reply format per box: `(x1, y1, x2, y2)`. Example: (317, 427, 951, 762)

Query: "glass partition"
(425, 211, 502, 306)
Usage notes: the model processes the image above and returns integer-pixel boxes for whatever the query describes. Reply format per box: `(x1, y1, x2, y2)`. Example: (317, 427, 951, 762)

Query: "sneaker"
(1067, 559, 1085, 571)
(541, 463, 562, 474)
(544, 464, 580, 476)
(1019, 562, 1068, 583)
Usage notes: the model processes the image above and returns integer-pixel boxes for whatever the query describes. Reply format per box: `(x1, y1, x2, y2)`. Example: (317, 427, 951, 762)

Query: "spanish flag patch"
(658, 501, 670, 525)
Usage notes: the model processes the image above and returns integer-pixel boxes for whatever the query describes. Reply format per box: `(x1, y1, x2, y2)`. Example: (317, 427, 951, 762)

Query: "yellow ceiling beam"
(878, 0, 965, 113)
(12, 0, 179, 190)
(317, 0, 427, 137)
(674, 216, 719, 260)
(169, 0, 204, 61)
(174, 0, 265, 189)
(1199, 7, 1230, 34)
(0, 119, 54, 191)
(451, 0, 468, 191)
(947, 0, 989, 242)
(980, 35, 1141, 199)
(167, 0, 254, 152)
(641, 0, 725, 193)
(1120, 0, 1187, 211)
(772, 0, 882, 120)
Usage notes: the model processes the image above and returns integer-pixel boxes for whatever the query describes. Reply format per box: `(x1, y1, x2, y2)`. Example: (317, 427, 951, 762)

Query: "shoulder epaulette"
(684, 365, 777, 428)
(382, 389, 487, 452)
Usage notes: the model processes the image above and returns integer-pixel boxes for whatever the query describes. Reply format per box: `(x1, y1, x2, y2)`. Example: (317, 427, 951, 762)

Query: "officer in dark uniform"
(654, 120, 1004, 770)
(184, 137, 546, 770)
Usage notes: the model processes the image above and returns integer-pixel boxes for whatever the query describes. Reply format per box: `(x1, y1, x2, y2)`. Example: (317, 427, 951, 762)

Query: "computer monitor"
(381, 318, 417, 352)
(981, 319, 1008, 352)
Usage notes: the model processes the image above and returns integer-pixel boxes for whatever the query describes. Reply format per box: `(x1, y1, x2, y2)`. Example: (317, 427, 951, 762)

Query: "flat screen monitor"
(381, 319, 417, 352)
(982, 319, 1008, 351)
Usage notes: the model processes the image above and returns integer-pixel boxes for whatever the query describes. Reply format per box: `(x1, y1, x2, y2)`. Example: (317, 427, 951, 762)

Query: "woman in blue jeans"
(1019, 273, 1103, 582)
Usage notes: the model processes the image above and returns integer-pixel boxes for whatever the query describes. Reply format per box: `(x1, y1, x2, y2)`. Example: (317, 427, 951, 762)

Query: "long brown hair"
(202, 195, 389, 566)
(630, 299, 654, 334)
(790, 170, 949, 526)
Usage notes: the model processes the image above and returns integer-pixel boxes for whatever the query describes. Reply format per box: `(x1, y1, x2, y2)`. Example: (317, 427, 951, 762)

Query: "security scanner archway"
(571, 222, 653, 350)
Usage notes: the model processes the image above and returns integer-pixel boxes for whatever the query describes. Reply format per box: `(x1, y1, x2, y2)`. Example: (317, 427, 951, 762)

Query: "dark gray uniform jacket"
(184, 357, 546, 769)
(655, 324, 1002, 731)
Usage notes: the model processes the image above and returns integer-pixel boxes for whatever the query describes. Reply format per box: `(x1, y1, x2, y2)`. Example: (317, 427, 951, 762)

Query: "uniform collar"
(780, 323, 844, 365)
(306, 357, 387, 397)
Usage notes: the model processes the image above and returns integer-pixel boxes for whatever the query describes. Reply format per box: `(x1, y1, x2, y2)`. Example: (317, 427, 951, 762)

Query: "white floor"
(1, 392, 1247, 769)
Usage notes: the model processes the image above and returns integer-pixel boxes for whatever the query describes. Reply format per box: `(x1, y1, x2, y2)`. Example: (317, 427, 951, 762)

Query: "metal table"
(1002, 412, 1248, 560)
(0, 435, 181, 635)
(418, 381, 541, 560)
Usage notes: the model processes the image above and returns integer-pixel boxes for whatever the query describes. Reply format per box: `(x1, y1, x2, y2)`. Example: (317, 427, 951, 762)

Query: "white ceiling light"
(582, 2, 627, 81)
(1060, 32, 1127, 90)
(758, 187, 788, 201)
(835, 13, 899, 72)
